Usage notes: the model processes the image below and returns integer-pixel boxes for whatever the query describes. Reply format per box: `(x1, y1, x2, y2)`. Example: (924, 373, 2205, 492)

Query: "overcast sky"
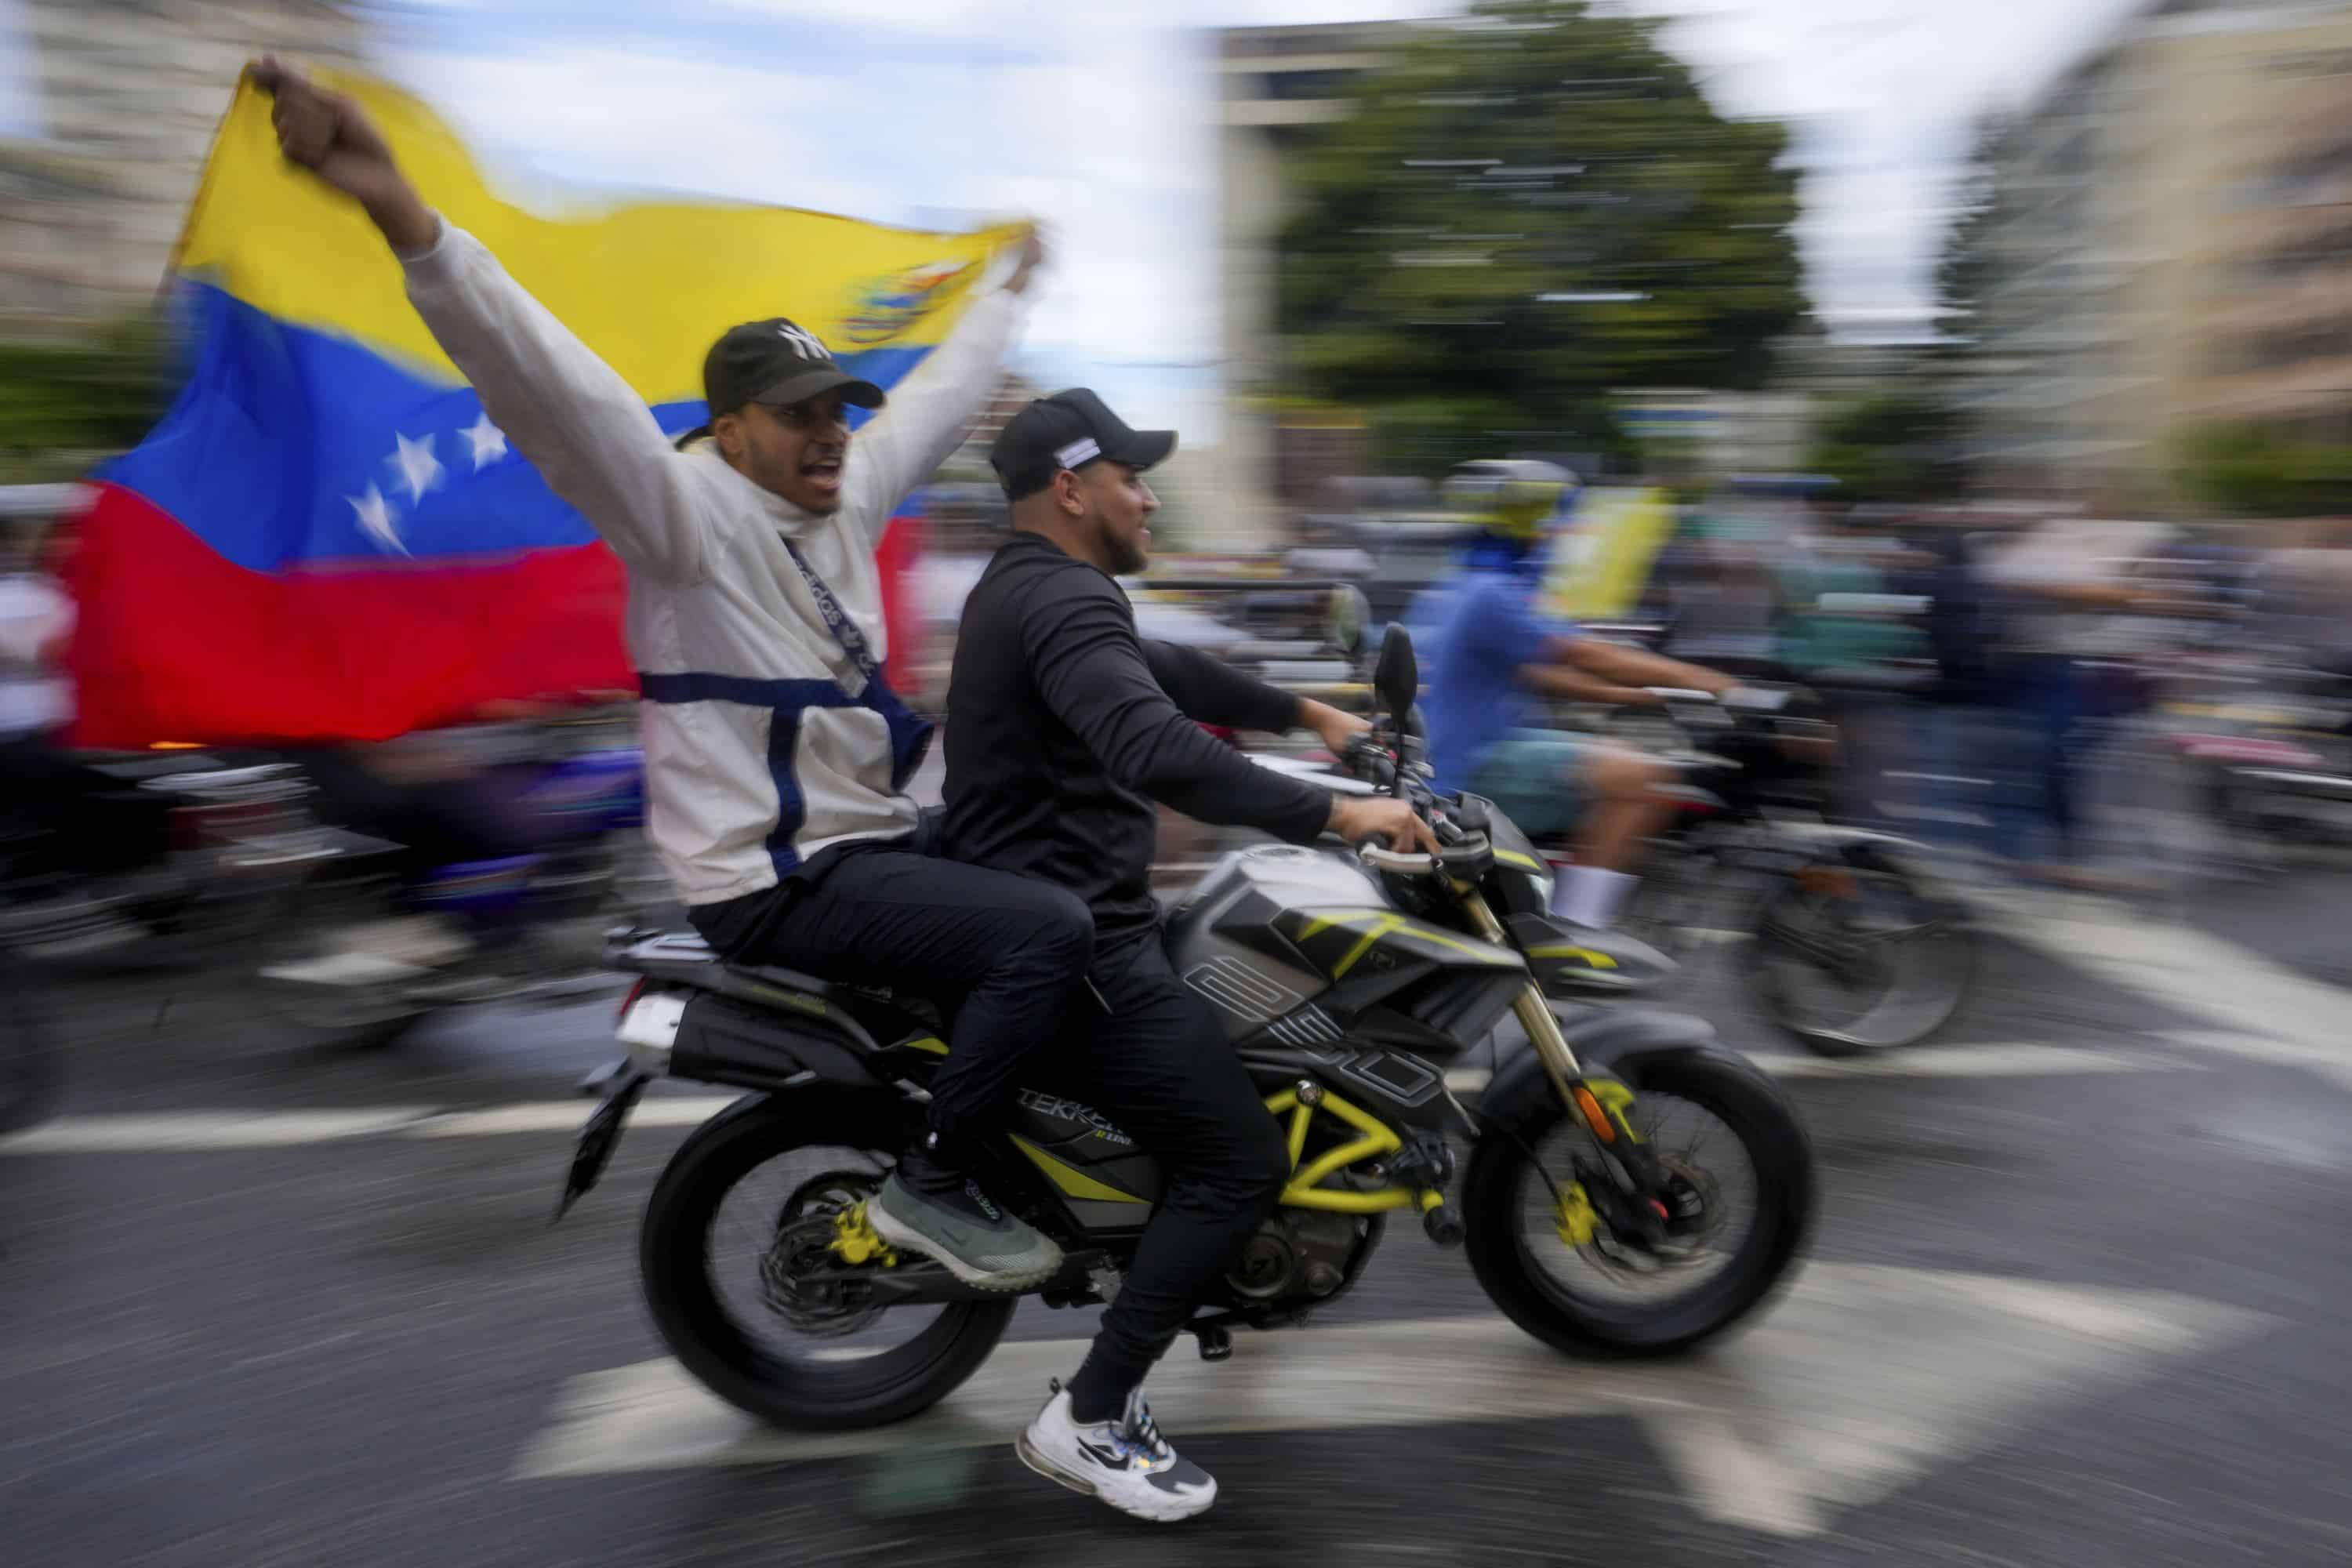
(6, 0, 2149, 436)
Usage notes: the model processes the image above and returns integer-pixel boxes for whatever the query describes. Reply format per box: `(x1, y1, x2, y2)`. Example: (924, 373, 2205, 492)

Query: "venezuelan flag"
(62, 70, 1017, 747)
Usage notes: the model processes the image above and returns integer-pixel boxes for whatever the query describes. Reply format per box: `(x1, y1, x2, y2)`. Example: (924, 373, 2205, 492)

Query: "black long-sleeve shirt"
(942, 532, 1332, 946)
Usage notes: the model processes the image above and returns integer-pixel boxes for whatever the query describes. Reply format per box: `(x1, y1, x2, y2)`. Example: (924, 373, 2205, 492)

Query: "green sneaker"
(866, 1166, 1063, 1291)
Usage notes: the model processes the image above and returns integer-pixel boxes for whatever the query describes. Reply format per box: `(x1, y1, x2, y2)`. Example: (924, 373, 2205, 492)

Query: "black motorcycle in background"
(0, 747, 343, 1131)
(1593, 685, 1976, 1056)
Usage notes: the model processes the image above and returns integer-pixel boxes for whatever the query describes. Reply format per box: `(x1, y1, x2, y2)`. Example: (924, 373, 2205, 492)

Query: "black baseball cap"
(701, 317, 886, 422)
(989, 388, 1177, 501)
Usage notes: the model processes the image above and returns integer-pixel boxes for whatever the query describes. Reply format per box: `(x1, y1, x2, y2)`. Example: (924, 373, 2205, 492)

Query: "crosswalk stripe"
(2, 1037, 2202, 1156)
(0, 1108, 439, 1151)
(0, 1097, 739, 1155)
(506, 1261, 2272, 1539)
(1444, 1039, 2198, 1097)
(1954, 884, 2352, 1091)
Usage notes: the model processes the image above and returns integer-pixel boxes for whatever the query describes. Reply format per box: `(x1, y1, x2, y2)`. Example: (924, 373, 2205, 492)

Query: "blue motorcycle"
(258, 711, 665, 1049)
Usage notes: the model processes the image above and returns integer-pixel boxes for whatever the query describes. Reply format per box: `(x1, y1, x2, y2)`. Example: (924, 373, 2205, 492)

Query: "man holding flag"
(248, 59, 1088, 1294)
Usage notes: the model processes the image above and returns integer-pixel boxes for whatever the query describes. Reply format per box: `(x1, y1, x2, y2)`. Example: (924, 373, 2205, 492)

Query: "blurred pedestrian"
(1978, 517, 2169, 885)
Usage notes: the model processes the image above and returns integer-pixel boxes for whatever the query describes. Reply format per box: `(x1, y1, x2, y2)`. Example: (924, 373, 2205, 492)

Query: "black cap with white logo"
(989, 388, 1177, 501)
(701, 317, 887, 420)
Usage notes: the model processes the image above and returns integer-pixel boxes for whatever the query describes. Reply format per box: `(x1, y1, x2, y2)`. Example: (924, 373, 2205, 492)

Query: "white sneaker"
(1015, 1381, 1217, 1523)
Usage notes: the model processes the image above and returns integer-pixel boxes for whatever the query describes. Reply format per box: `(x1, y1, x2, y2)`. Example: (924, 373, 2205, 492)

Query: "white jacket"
(400, 223, 1020, 905)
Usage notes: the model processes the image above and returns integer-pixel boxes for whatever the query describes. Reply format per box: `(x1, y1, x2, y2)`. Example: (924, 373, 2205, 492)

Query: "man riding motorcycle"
(1422, 462, 1742, 986)
(250, 59, 1094, 1291)
(942, 389, 1435, 1521)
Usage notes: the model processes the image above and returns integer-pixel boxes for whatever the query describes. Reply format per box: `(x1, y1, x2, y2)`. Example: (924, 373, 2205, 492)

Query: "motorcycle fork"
(1454, 884, 1673, 1235)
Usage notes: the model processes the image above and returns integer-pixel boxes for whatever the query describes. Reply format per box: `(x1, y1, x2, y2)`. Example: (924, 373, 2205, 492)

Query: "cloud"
(1641, 0, 2142, 324)
(370, 3, 1235, 371)
(366, 0, 2142, 393)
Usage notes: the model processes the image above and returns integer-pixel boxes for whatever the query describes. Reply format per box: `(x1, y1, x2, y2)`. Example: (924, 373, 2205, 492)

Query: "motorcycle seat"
(604, 927, 845, 1004)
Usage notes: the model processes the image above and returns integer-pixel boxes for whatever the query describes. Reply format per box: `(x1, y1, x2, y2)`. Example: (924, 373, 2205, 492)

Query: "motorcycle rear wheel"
(641, 1096, 1016, 1430)
(1465, 1047, 1813, 1357)
(1746, 848, 1973, 1057)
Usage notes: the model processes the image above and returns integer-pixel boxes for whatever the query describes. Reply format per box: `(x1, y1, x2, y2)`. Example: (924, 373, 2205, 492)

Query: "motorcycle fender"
(667, 993, 884, 1095)
(677, 1080, 909, 1148)
(1475, 1006, 1727, 1134)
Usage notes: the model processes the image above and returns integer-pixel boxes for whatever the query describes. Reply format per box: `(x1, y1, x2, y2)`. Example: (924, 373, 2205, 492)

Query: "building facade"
(1214, 20, 1422, 546)
(0, 1, 366, 328)
(1969, 1, 2352, 500)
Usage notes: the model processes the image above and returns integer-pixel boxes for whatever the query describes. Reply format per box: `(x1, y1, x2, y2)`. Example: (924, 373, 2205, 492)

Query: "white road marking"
(506, 1261, 2273, 1538)
(1443, 1039, 2197, 1098)
(1646, 1408, 1828, 1537)
(1962, 885, 2352, 1091)
(3, 1036, 2201, 1156)
(1741, 1041, 2188, 1080)
(405, 1098, 739, 1138)
(0, 1097, 739, 1154)
(0, 1109, 438, 1152)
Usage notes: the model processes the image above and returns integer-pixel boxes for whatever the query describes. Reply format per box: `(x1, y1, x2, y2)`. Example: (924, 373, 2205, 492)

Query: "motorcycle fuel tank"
(1164, 844, 1525, 1050)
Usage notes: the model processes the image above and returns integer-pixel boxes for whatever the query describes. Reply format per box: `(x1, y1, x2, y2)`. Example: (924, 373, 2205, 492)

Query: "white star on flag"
(388, 431, 445, 505)
(347, 483, 407, 556)
(463, 410, 508, 472)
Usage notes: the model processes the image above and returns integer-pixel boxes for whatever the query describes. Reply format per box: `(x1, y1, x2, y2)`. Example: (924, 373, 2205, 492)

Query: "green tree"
(1934, 112, 2006, 355)
(2178, 425, 2352, 518)
(1274, 0, 1804, 466)
(0, 310, 174, 478)
(1806, 390, 1961, 504)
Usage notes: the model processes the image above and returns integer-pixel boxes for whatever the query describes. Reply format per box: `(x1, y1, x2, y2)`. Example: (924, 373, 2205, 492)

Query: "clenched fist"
(245, 55, 437, 253)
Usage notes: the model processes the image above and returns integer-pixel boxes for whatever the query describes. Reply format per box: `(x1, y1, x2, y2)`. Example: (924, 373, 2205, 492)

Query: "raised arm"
(840, 230, 1045, 541)
(249, 59, 709, 581)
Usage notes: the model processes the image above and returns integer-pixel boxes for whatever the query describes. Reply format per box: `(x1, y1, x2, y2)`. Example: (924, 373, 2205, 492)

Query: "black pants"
(688, 846, 1094, 1149)
(1049, 932, 1292, 1413)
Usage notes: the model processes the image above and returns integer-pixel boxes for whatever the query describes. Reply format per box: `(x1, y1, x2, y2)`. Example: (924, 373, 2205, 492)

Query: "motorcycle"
(556, 625, 1816, 1431)
(0, 751, 331, 962)
(257, 712, 664, 1049)
(0, 751, 343, 1131)
(1593, 685, 1976, 1056)
(2162, 663, 2352, 871)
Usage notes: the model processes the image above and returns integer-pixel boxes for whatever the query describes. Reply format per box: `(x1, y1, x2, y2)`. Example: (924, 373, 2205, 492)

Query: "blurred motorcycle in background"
(1590, 682, 1976, 1056)
(1276, 589, 1975, 1058)
(256, 702, 664, 1050)
(0, 749, 350, 1129)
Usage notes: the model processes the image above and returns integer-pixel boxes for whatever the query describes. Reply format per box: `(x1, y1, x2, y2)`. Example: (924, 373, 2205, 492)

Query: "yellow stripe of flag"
(174, 71, 1022, 401)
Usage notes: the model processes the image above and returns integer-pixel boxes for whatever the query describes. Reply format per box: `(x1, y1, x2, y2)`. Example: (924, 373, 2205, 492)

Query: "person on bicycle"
(252, 59, 1090, 1293)
(1422, 461, 1741, 985)
(943, 389, 1435, 1521)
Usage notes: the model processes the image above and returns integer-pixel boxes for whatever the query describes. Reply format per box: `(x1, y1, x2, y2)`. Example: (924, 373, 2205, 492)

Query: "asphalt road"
(5, 865, 2351, 1567)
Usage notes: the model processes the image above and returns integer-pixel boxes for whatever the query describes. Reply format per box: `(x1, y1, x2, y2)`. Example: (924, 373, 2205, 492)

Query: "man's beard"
(1107, 527, 1149, 575)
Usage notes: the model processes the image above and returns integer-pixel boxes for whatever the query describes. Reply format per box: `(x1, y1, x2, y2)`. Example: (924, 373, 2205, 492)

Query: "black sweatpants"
(688, 845, 1094, 1150)
(1049, 932, 1292, 1419)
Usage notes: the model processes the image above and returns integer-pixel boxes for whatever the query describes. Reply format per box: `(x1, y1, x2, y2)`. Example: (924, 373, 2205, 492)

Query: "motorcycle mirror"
(1325, 583, 1372, 659)
(1374, 624, 1418, 724)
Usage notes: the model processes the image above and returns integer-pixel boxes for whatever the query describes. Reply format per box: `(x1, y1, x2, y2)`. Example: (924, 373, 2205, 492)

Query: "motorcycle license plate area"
(554, 1063, 651, 1221)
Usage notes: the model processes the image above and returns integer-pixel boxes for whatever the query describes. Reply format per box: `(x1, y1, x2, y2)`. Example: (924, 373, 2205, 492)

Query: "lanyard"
(780, 538, 884, 689)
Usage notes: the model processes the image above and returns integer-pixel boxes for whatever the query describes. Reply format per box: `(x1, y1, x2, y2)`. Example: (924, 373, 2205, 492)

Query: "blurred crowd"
(1637, 483, 2352, 890)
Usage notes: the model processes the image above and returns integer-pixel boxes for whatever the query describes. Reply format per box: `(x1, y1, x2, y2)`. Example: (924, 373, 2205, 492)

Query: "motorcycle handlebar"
(1359, 843, 1439, 876)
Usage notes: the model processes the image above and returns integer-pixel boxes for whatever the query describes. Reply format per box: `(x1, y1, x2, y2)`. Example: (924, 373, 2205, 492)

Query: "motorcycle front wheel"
(1464, 1047, 1813, 1358)
(641, 1094, 1015, 1431)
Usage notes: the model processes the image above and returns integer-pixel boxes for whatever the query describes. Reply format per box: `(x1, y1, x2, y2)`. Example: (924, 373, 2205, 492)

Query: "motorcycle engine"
(1223, 1210, 1374, 1305)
